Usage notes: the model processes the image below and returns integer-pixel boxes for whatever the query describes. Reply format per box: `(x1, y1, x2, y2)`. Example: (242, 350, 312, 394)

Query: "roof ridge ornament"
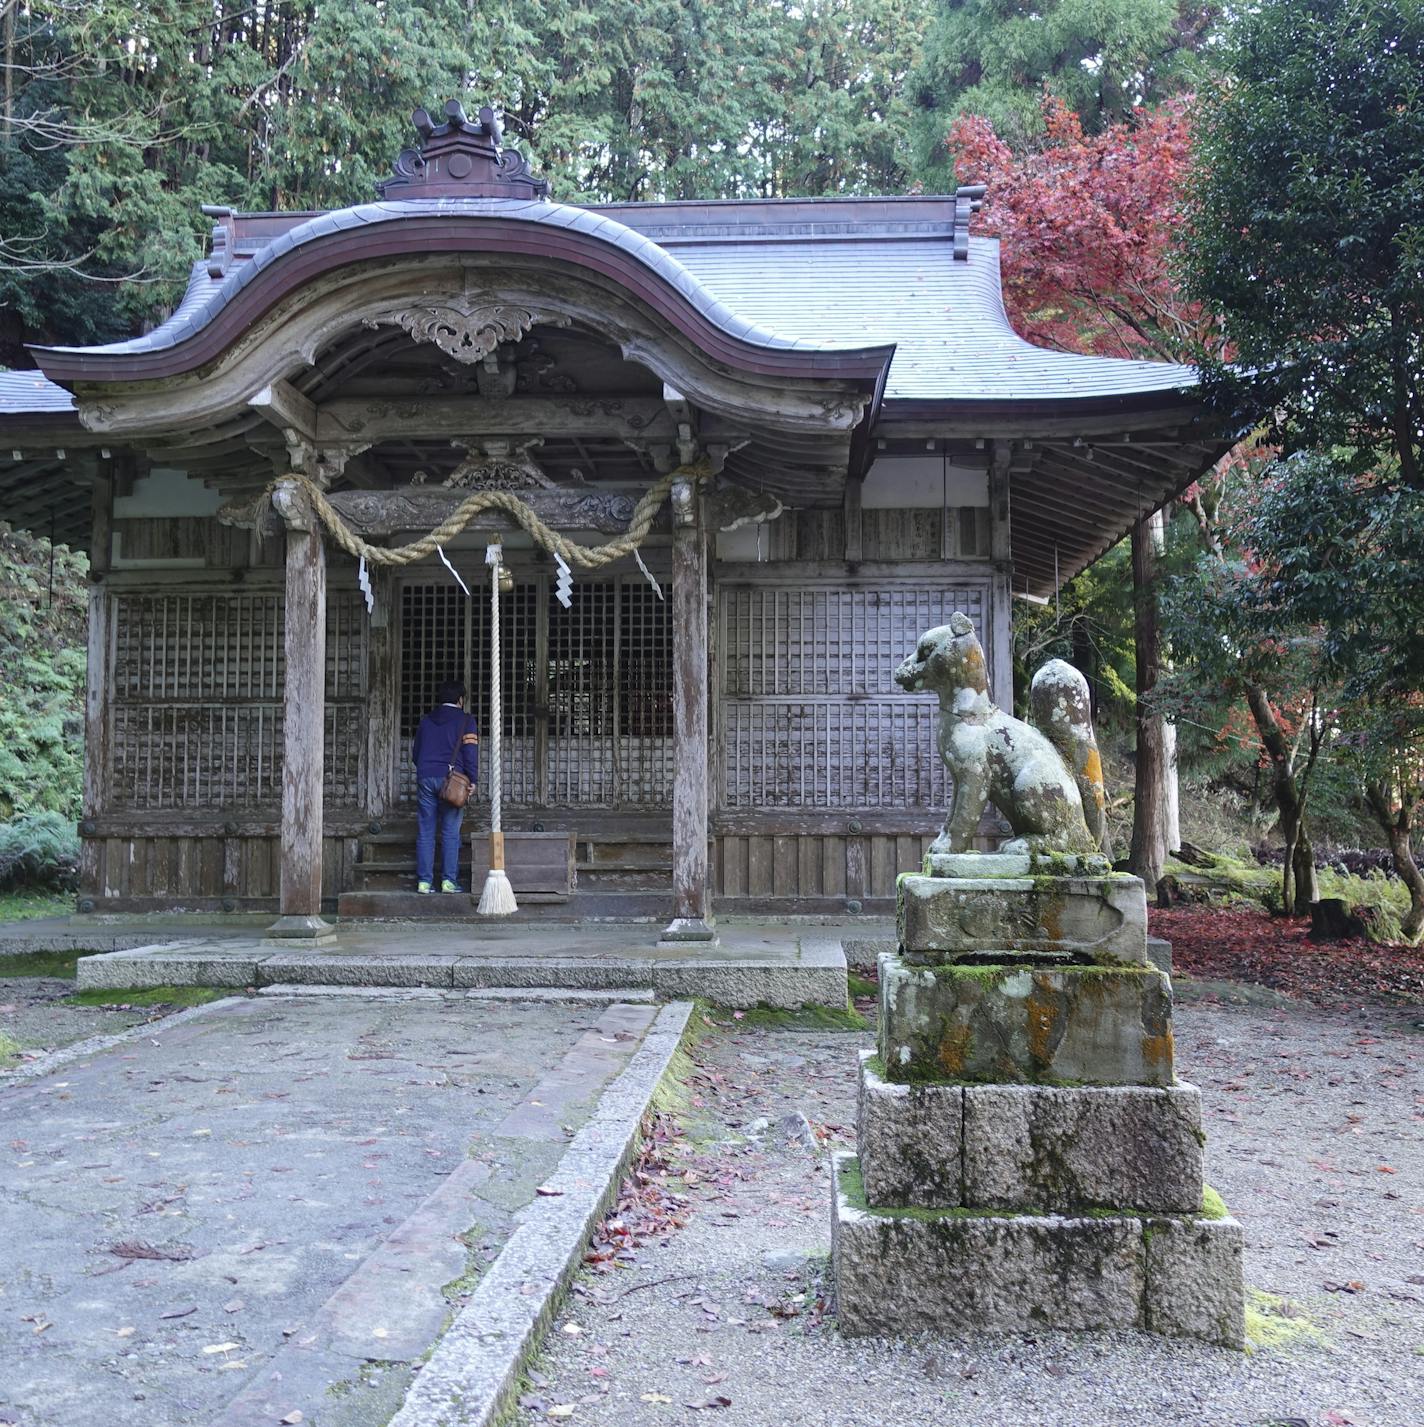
(376, 99, 550, 201)
(953, 183, 986, 261)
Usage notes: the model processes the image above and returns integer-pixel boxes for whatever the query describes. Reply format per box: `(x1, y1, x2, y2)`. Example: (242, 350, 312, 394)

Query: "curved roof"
(30, 197, 894, 388)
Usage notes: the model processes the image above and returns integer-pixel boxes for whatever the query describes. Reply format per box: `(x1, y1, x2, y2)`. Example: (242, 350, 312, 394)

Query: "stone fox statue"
(894, 613, 1104, 857)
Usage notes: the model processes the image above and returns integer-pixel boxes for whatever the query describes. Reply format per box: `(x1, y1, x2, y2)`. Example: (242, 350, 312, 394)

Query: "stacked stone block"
(833, 854, 1245, 1348)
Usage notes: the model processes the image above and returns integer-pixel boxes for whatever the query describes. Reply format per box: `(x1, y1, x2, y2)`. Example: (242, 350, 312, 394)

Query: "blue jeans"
(415, 775, 464, 886)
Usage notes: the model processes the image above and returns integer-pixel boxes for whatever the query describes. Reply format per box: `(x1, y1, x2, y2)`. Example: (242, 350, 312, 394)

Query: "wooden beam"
(80, 468, 114, 904)
(664, 481, 715, 943)
(249, 380, 318, 441)
(321, 485, 661, 538)
(315, 395, 675, 445)
(843, 469, 863, 562)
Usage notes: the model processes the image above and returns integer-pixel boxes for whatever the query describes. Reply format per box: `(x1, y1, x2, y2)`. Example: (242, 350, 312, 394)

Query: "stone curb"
(255, 982, 657, 1005)
(387, 999, 695, 1427)
(0, 995, 241, 1085)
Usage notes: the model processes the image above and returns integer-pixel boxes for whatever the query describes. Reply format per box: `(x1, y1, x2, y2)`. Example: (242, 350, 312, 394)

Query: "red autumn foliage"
(1151, 905, 1424, 1007)
(947, 95, 1216, 363)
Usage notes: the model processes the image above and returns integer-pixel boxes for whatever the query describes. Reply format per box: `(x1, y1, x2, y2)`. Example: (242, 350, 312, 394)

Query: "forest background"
(1, 0, 1421, 943)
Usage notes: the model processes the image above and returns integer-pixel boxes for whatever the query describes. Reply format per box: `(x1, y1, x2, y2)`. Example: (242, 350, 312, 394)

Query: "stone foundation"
(878, 954, 1175, 1087)
(832, 1153, 1245, 1347)
(835, 856, 1244, 1348)
(857, 1052, 1204, 1212)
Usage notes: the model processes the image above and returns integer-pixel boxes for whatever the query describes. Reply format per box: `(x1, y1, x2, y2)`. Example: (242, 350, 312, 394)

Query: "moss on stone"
(709, 1001, 868, 1033)
(1200, 1184, 1230, 1221)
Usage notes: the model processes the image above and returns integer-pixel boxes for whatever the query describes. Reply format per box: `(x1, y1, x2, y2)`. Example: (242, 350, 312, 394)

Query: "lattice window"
(109, 590, 367, 810)
(718, 584, 989, 810)
(618, 582, 674, 803)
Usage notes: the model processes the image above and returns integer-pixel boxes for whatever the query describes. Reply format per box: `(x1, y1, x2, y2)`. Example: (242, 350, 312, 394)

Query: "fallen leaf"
(160, 1306, 197, 1319)
(686, 1396, 732, 1411)
(546, 1407, 575, 1420)
(107, 1240, 196, 1262)
(640, 1393, 674, 1405)
(203, 1342, 241, 1354)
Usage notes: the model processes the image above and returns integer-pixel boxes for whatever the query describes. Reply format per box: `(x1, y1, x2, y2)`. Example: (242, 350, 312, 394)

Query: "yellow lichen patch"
(1245, 1289, 1324, 1352)
(1082, 745, 1105, 806)
(1141, 1029, 1175, 1079)
(936, 1023, 973, 1077)
(1026, 986, 1061, 1066)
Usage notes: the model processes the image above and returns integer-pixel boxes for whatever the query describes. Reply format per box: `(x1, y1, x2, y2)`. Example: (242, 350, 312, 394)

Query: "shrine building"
(0, 101, 1228, 942)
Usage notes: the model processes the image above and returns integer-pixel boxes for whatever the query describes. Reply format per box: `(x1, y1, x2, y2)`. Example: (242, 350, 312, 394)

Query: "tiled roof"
(0, 370, 76, 415)
(666, 234, 1194, 404)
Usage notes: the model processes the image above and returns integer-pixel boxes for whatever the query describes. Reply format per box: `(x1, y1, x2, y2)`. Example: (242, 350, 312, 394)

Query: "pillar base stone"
(262, 914, 338, 947)
(659, 916, 718, 947)
(832, 1153, 1244, 1348)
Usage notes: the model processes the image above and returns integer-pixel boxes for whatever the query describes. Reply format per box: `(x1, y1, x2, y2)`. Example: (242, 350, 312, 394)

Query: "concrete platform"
(74, 922, 848, 1009)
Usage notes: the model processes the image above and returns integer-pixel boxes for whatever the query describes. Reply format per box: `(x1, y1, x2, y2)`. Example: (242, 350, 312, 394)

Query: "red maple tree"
(947, 95, 1219, 364)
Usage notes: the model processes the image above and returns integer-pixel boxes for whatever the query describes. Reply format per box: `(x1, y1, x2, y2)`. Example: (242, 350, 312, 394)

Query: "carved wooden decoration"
(363, 302, 570, 366)
(376, 98, 550, 201)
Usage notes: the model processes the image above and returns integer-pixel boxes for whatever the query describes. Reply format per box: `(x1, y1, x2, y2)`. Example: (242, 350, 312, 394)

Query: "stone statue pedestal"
(833, 855, 1245, 1347)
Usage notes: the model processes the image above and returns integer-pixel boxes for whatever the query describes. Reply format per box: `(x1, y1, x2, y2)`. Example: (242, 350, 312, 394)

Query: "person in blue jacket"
(412, 679, 480, 893)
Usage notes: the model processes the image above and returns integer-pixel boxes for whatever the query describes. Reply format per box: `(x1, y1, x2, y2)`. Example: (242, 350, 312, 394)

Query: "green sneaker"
(417, 880, 433, 895)
(440, 879, 461, 894)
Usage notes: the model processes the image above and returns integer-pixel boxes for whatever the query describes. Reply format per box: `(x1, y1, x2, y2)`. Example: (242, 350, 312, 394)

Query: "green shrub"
(0, 523, 88, 820)
(0, 812, 80, 890)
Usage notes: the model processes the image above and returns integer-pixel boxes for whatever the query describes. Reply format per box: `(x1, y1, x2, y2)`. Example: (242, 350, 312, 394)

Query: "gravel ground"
(529, 996, 1424, 1427)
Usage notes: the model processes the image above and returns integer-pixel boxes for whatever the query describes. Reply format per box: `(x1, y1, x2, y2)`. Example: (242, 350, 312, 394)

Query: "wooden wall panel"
(83, 831, 358, 910)
(709, 829, 937, 908)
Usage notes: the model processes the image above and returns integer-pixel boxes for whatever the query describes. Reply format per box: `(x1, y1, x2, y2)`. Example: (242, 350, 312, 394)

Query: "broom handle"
(488, 555, 503, 872)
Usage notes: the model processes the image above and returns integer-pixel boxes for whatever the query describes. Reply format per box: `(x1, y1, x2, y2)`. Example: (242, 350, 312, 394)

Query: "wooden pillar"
(663, 476, 716, 943)
(988, 440, 1014, 706)
(1129, 511, 1167, 890)
(78, 467, 114, 911)
(267, 481, 334, 940)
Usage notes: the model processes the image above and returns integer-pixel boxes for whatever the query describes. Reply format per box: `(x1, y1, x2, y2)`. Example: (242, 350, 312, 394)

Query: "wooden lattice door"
(396, 571, 672, 809)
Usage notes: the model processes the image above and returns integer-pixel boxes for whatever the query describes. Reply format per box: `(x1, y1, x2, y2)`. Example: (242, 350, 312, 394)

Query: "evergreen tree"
(0, 0, 936, 352)
(910, 0, 1218, 184)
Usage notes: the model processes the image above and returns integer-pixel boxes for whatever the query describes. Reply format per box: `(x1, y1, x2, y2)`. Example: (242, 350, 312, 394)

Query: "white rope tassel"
(478, 544, 517, 915)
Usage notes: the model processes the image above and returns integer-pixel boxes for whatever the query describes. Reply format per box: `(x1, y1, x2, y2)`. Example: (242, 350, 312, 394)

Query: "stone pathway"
(530, 997, 1424, 1427)
(0, 990, 661, 1427)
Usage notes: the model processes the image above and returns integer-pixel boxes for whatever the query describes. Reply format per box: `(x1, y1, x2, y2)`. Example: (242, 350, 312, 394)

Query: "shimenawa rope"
(266, 458, 708, 570)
